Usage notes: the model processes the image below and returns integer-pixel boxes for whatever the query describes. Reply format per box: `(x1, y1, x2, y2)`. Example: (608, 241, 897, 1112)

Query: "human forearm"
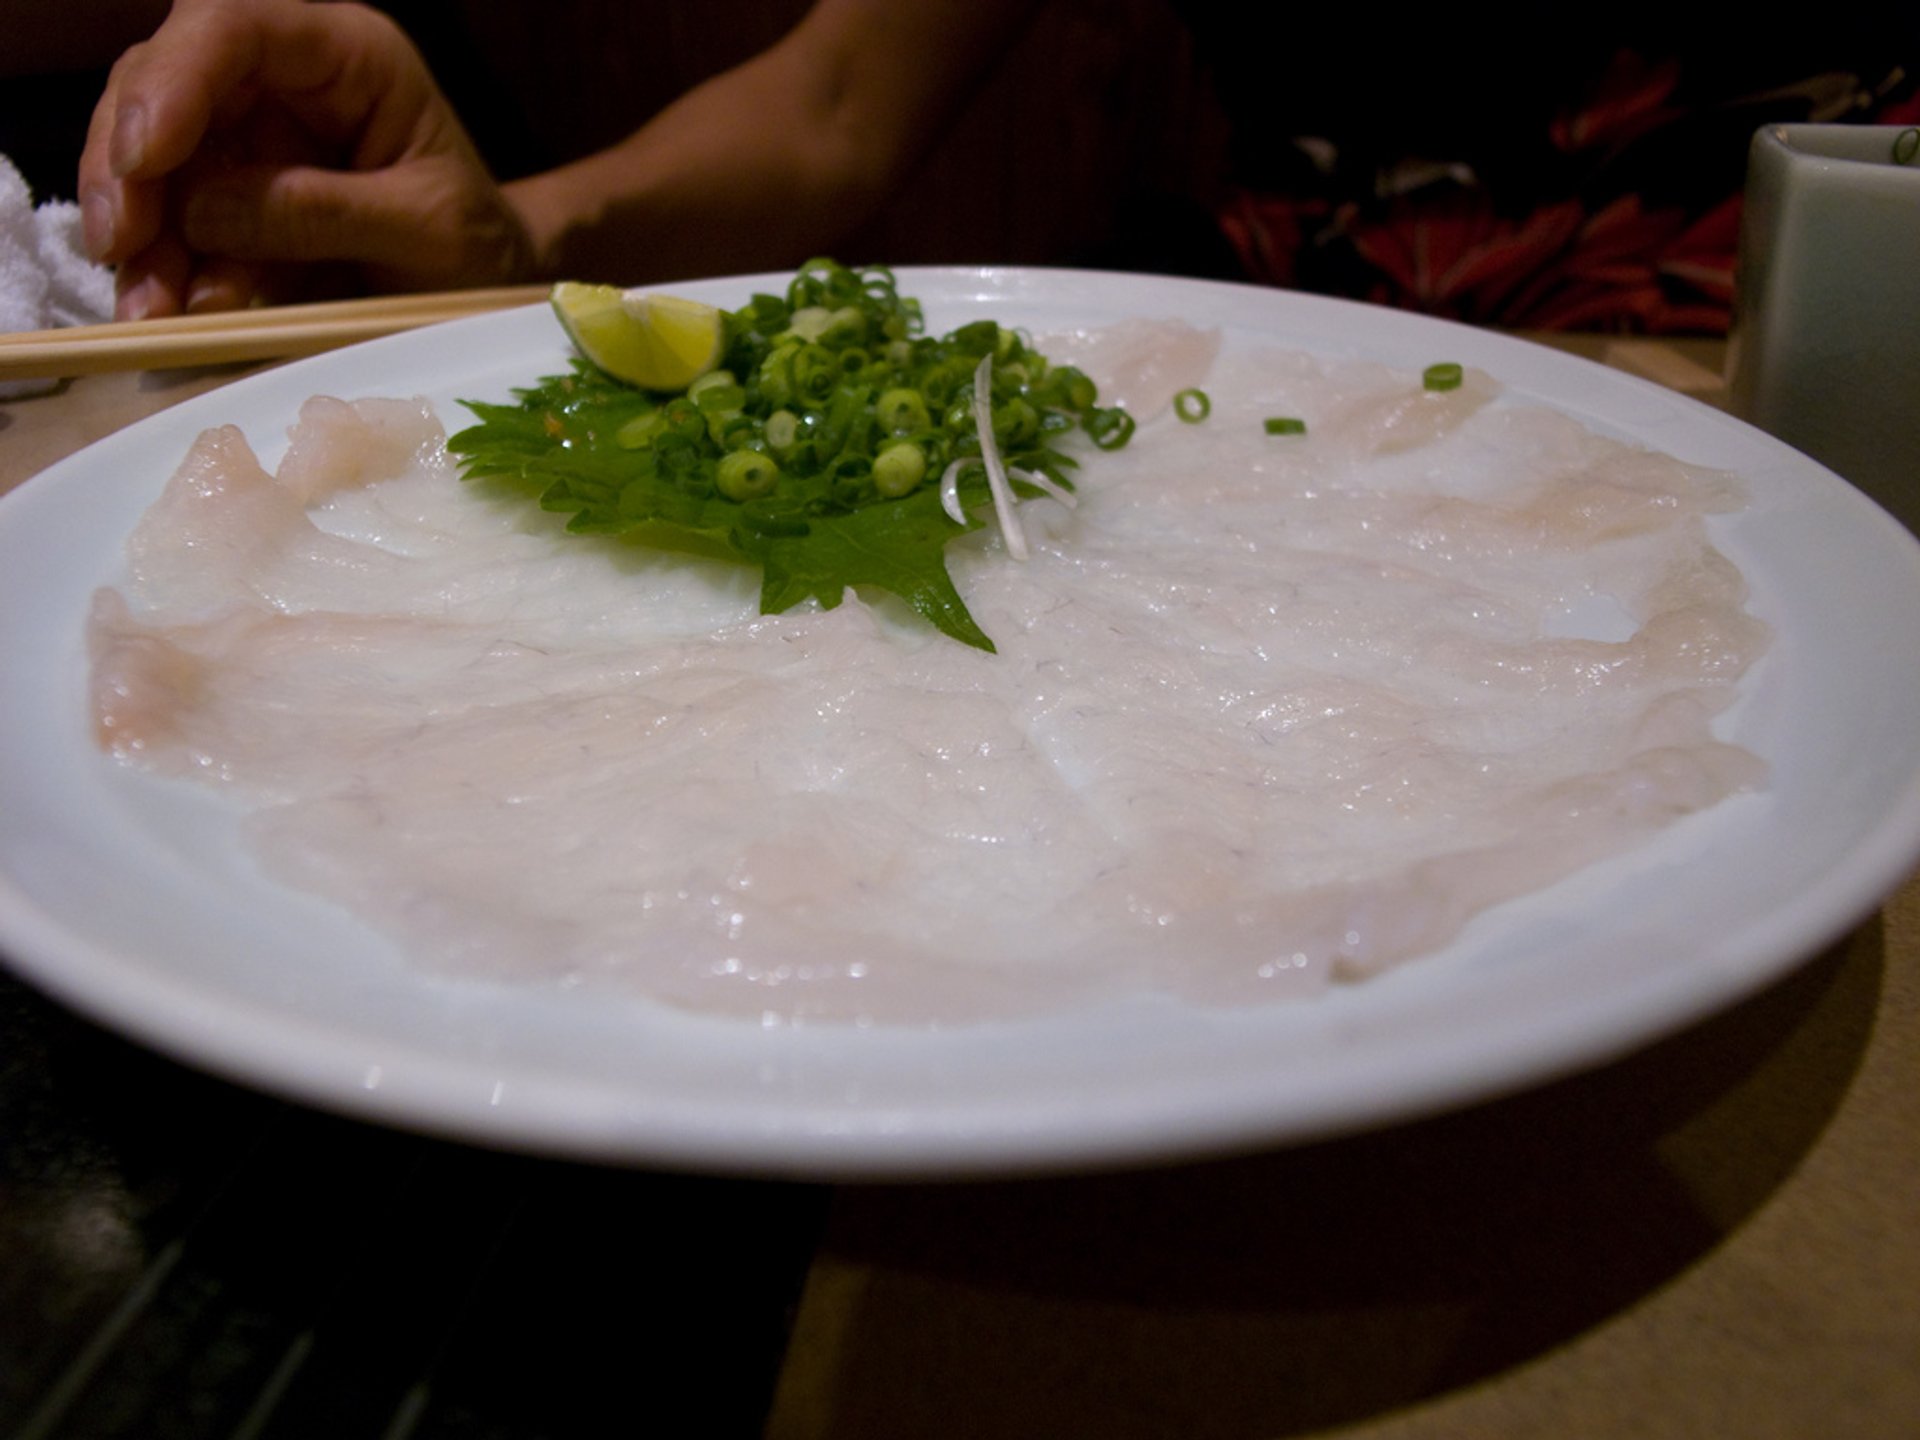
(79, 0, 1033, 313)
(503, 0, 1036, 283)
(502, 77, 880, 282)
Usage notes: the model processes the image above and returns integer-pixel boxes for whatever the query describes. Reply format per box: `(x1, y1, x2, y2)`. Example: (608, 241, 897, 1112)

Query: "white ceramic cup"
(1729, 122, 1920, 533)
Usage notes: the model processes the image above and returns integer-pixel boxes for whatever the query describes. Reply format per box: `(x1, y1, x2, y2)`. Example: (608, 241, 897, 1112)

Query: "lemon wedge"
(550, 282, 726, 391)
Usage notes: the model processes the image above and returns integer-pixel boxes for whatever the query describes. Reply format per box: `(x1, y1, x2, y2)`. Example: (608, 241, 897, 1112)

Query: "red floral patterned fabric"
(1205, 41, 1918, 334)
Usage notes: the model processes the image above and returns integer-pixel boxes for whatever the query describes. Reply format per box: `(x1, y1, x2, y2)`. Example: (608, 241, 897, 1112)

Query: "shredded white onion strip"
(941, 460, 1077, 526)
(940, 361, 1077, 534)
(939, 458, 969, 525)
(971, 354, 1029, 561)
(1010, 466, 1077, 509)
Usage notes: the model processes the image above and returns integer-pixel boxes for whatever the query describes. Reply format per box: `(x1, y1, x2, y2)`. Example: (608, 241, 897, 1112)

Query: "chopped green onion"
(1263, 417, 1306, 435)
(1896, 127, 1920, 165)
(1087, 406, 1136, 451)
(691, 382, 746, 413)
(785, 306, 832, 341)
(614, 411, 663, 449)
(873, 441, 927, 497)
(741, 293, 789, 331)
(718, 414, 761, 450)
(661, 398, 704, 441)
(763, 408, 801, 458)
(821, 306, 867, 347)
(1173, 388, 1211, 423)
(1423, 362, 1464, 392)
(715, 449, 779, 501)
(994, 396, 1039, 446)
(791, 345, 838, 403)
(1053, 366, 1097, 412)
(829, 454, 874, 504)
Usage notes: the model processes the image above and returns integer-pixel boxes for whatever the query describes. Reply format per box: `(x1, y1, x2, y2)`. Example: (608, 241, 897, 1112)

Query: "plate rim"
(4, 265, 1920, 1179)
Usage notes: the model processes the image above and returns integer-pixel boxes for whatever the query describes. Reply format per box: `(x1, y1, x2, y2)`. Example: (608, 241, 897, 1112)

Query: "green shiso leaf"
(757, 485, 995, 652)
(447, 260, 1125, 651)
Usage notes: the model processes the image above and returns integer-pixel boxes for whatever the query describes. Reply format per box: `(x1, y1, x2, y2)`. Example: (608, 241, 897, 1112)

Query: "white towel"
(0, 154, 116, 398)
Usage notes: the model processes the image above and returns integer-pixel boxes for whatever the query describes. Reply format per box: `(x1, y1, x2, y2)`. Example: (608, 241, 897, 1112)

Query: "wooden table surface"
(1, 334, 1914, 1439)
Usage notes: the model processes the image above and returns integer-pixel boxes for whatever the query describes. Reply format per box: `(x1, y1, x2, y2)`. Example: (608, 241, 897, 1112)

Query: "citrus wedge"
(550, 282, 726, 391)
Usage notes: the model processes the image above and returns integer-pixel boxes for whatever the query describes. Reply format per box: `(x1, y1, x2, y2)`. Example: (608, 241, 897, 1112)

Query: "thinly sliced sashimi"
(123, 396, 445, 622)
(88, 346, 1770, 1024)
(276, 395, 443, 503)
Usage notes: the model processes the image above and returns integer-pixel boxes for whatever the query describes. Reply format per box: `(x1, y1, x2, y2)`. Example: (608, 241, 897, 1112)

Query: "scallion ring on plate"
(1086, 406, 1136, 451)
(1173, 388, 1211, 424)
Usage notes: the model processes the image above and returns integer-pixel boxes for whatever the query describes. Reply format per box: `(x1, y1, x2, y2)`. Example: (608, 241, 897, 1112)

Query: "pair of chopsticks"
(0, 284, 551, 383)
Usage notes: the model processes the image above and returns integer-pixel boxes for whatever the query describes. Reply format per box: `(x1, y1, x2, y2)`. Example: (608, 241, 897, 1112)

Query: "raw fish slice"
(88, 334, 1772, 1023)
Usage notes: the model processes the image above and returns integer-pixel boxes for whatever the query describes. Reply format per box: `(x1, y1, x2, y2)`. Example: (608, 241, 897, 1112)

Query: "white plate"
(5, 268, 1920, 1179)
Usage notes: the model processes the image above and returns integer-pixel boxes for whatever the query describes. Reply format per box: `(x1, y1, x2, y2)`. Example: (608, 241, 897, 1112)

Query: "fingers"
(79, 1, 422, 261)
(79, 3, 258, 267)
(180, 158, 530, 287)
(123, 1, 430, 173)
(183, 256, 265, 314)
(100, 0, 310, 182)
(113, 232, 192, 321)
(179, 162, 412, 268)
(78, 0, 498, 304)
(79, 62, 161, 265)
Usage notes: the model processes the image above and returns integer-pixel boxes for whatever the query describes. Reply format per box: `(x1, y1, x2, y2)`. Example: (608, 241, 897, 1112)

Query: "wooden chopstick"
(0, 285, 552, 382)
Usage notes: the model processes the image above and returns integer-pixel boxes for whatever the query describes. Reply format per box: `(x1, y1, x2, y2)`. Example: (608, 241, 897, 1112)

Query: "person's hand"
(79, 0, 536, 318)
